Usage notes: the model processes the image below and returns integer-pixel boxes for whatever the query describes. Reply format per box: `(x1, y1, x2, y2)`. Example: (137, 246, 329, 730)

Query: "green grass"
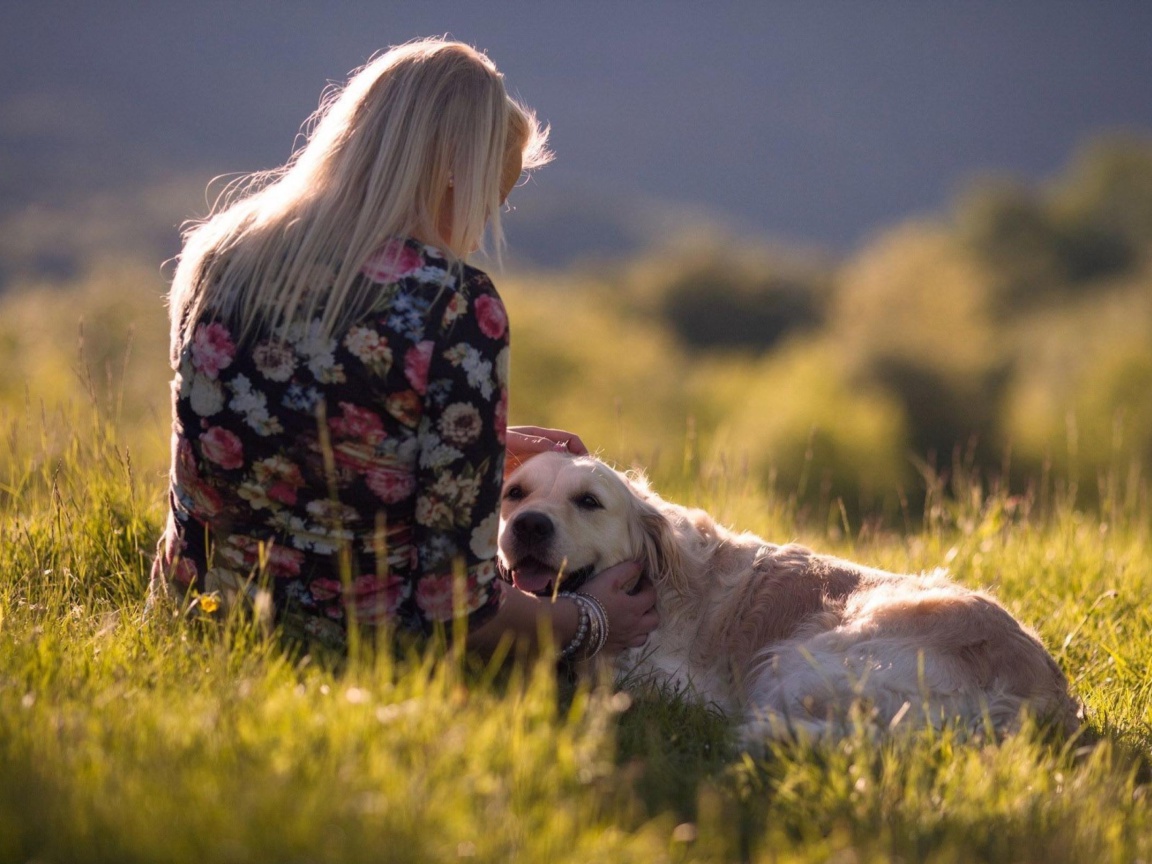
(2, 407, 1151, 863)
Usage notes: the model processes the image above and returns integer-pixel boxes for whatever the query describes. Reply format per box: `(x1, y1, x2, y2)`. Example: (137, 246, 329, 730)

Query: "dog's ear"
(629, 494, 686, 594)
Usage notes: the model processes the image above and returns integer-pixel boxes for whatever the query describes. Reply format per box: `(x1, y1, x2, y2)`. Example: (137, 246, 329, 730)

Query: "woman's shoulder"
(360, 237, 496, 295)
(341, 239, 502, 343)
(360, 237, 454, 288)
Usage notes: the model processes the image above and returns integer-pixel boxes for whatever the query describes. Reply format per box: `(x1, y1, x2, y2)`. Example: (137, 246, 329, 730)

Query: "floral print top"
(152, 238, 509, 648)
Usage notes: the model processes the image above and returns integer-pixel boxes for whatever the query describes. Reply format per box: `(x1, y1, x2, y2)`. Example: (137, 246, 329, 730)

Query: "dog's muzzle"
(502, 511, 595, 595)
(512, 511, 554, 546)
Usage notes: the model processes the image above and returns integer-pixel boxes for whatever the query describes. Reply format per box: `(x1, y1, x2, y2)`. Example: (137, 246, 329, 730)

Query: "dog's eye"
(504, 484, 525, 501)
(574, 493, 603, 511)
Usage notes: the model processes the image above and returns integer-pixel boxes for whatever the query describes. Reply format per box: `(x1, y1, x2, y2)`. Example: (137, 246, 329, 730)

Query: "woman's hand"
(505, 425, 588, 477)
(578, 561, 660, 652)
(465, 561, 658, 660)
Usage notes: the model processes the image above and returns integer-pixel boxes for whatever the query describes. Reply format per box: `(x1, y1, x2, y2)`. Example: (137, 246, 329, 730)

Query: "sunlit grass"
(4, 134, 1152, 860)
(0, 408, 659, 862)
(0, 247, 1149, 862)
(2, 399, 1151, 863)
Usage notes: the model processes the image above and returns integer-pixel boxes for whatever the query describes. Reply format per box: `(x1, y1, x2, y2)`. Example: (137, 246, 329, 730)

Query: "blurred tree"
(654, 249, 829, 352)
(956, 181, 1073, 308)
(0, 258, 171, 460)
(499, 272, 694, 465)
(701, 341, 910, 516)
(957, 137, 1152, 311)
(1054, 135, 1152, 272)
(4, 134, 1151, 518)
(1002, 285, 1152, 492)
(661, 269, 820, 351)
(834, 223, 1009, 468)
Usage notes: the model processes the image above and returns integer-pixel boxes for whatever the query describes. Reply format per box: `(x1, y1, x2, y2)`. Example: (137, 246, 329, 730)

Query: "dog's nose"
(512, 511, 554, 545)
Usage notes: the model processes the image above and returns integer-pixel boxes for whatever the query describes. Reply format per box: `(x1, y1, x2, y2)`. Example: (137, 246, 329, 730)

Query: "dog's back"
(620, 494, 1080, 739)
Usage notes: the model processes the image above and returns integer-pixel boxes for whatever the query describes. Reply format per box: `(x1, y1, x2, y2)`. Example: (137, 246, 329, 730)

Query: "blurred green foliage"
(957, 139, 1152, 308)
(508, 135, 1152, 514)
(655, 249, 829, 351)
(2, 135, 1151, 520)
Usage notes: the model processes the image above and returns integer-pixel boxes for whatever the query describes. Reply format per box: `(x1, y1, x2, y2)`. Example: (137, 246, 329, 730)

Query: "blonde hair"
(168, 37, 551, 362)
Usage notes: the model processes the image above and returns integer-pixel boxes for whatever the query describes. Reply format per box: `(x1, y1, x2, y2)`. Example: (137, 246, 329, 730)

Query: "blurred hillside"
(2, 135, 1151, 521)
(5, 4, 1152, 266)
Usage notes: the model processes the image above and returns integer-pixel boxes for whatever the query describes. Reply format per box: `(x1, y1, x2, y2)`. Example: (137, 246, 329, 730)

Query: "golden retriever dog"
(498, 452, 1081, 740)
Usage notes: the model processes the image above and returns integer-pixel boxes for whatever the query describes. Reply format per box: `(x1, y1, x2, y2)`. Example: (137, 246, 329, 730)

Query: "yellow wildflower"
(199, 593, 221, 615)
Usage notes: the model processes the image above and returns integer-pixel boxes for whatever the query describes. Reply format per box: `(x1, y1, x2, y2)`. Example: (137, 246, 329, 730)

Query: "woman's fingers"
(604, 560, 644, 592)
(506, 426, 588, 458)
(629, 576, 656, 604)
(579, 561, 660, 653)
(558, 434, 588, 455)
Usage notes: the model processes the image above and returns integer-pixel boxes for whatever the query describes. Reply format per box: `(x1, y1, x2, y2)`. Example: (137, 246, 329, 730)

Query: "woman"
(151, 38, 658, 658)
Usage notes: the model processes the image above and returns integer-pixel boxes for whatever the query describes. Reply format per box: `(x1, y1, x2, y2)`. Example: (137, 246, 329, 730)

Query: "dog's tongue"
(510, 560, 558, 594)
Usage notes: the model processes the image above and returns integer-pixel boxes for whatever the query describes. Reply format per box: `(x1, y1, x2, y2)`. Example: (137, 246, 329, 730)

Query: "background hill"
(3, 136, 1151, 521)
(2, 3, 1152, 520)
(3, 2, 1152, 271)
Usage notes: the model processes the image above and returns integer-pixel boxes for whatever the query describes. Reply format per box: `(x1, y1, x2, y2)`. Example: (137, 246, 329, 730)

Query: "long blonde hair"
(168, 38, 551, 363)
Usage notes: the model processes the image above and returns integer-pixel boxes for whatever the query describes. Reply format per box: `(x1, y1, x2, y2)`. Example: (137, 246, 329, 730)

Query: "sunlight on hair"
(168, 37, 550, 360)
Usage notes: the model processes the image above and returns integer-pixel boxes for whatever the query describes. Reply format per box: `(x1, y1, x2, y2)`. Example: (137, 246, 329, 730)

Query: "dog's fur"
(498, 452, 1081, 739)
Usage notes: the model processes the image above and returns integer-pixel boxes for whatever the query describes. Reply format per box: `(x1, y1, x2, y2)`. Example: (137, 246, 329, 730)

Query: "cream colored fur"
(498, 452, 1081, 740)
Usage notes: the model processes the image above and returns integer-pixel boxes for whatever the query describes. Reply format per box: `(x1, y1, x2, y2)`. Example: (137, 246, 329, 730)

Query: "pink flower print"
(306, 575, 402, 624)
(191, 322, 237, 379)
(332, 441, 376, 474)
(328, 402, 386, 445)
(474, 294, 508, 340)
(404, 341, 434, 394)
(159, 530, 199, 585)
(162, 525, 186, 561)
(361, 240, 423, 283)
(415, 574, 457, 622)
(220, 535, 304, 579)
(199, 426, 244, 470)
(266, 545, 304, 579)
(174, 442, 224, 519)
(266, 482, 297, 506)
(309, 578, 344, 602)
(171, 557, 199, 586)
(351, 574, 404, 624)
(365, 465, 416, 504)
(252, 456, 306, 506)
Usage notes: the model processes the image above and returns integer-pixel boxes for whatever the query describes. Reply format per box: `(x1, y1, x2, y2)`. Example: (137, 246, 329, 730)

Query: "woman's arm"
(466, 561, 659, 658)
(464, 579, 579, 656)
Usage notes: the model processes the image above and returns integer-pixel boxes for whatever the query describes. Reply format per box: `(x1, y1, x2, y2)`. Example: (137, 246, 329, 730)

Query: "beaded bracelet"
(559, 593, 590, 660)
(576, 592, 610, 658)
(578, 595, 602, 658)
(559, 592, 611, 660)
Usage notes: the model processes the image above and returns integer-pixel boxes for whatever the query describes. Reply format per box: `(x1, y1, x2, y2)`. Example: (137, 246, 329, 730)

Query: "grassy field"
(2, 400, 1151, 864)
(1, 132, 1150, 862)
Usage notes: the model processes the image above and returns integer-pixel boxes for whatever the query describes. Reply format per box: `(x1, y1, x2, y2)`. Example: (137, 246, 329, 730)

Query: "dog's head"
(498, 451, 681, 595)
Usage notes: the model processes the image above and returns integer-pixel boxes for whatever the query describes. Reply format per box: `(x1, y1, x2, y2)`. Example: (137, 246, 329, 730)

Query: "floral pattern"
(153, 238, 508, 645)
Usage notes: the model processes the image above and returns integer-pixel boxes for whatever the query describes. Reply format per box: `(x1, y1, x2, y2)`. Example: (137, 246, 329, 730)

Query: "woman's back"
(155, 238, 509, 648)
